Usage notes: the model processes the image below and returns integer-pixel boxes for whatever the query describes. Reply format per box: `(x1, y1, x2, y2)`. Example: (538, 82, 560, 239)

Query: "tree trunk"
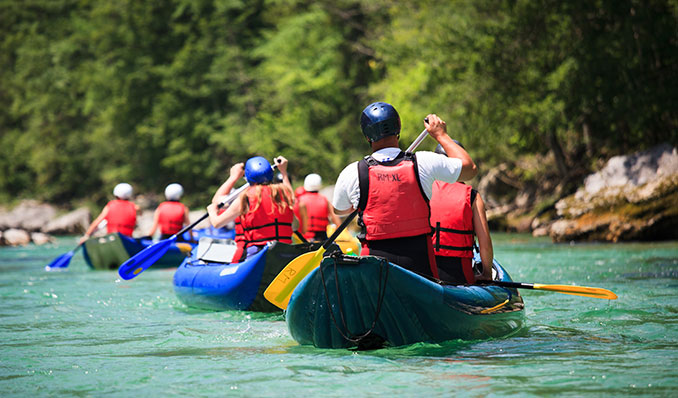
(548, 130, 568, 178)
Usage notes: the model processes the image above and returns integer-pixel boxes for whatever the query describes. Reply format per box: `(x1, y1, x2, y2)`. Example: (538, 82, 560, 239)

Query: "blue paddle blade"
(45, 250, 75, 271)
(118, 237, 176, 280)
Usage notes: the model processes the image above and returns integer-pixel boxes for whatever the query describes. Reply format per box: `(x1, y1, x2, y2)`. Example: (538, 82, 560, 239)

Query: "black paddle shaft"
(477, 280, 534, 290)
(322, 209, 359, 250)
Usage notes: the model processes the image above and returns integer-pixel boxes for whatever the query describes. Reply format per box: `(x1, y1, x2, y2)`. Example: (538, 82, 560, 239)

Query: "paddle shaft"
(406, 129, 429, 153)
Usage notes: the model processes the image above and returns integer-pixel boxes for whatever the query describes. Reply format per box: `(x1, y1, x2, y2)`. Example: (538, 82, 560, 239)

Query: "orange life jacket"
(156, 201, 186, 235)
(105, 199, 136, 237)
(241, 186, 294, 249)
(299, 192, 330, 239)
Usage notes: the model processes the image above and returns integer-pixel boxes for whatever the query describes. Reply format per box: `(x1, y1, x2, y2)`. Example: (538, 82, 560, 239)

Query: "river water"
(1, 234, 677, 397)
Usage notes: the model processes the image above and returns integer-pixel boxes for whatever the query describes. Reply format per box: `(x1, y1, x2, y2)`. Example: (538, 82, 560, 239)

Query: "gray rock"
(31, 232, 54, 245)
(135, 210, 155, 237)
(3, 228, 31, 246)
(0, 200, 58, 232)
(42, 207, 91, 235)
(550, 144, 678, 242)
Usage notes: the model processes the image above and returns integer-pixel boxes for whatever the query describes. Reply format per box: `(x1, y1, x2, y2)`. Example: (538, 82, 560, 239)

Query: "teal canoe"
(285, 253, 525, 349)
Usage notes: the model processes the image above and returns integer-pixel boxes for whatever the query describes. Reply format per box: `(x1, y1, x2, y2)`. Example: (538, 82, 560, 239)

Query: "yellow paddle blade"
(264, 248, 326, 310)
(532, 284, 618, 300)
(176, 242, 193, 254)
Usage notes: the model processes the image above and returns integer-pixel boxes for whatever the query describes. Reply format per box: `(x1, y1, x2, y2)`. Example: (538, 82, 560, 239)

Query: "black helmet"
(435, 140, 464, 156)
(360, 102, 401, 142)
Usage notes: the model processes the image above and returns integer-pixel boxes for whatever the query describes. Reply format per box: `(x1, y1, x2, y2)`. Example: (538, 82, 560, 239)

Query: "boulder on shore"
(42, 207, 91, 235)
(548, 144, 678, 242)
(0, 200, 57, 232)
(2, 228, 31, 246)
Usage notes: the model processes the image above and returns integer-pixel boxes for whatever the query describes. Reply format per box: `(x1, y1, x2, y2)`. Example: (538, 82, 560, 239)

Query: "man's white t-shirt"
(332, 147, 463, 212)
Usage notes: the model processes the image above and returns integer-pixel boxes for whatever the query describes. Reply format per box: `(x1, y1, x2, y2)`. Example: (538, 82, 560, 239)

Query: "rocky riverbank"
(2, 144, 676, 246)
(481, 143, 678, 242)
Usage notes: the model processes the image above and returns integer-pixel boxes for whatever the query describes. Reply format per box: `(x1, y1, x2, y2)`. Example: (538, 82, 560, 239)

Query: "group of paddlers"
(81, 101, 494, 285)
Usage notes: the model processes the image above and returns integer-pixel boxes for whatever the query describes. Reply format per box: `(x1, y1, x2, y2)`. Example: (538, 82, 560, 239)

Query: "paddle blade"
(532, 283, 618, 300)
(118, 237, 175, 280)
(264, 248, 326, 310)
(45, 250, 75, 271)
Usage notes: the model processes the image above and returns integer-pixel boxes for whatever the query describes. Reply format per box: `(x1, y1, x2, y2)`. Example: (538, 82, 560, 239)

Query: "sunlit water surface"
(1, 234, 677, 397)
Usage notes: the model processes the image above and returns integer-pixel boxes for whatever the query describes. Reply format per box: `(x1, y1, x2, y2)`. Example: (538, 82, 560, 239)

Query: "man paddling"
(332, 102, 477, 278)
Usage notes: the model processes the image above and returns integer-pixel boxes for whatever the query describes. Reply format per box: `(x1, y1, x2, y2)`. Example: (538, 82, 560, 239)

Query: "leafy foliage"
(0, 0, 675, 206)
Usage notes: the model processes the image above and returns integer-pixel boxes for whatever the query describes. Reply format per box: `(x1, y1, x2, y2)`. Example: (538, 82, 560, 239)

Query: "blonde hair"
(240, 183, 295, 215)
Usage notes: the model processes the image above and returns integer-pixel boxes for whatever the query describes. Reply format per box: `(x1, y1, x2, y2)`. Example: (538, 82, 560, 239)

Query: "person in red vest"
(80, 183, 138, 244)
(147, 183, 190, 240)
(430, 143, 493, 284)
(207, 156, 295, 260)
(298, 173, 341, 241)
(333, 102, 477, 278)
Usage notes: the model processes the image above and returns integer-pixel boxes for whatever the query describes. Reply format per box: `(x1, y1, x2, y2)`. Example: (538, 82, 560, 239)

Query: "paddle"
(118, 182, 251, 280)
(478, 280, 618, 300)
(45, 243, 83, 271)
(264, 128, 431, 310)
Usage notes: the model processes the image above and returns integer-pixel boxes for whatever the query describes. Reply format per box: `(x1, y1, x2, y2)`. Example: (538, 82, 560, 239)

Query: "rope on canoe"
(318, 253, 390, 349)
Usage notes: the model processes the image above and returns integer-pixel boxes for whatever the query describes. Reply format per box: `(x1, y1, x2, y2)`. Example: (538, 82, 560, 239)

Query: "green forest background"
(1, 0, 676, 208)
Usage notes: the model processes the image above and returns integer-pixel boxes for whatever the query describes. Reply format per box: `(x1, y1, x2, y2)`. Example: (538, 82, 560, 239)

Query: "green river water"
(1, 234, 677, 397)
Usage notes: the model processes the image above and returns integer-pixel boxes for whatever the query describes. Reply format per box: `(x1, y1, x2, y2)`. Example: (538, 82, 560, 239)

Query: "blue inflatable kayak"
(285, 253, 525, 348)
(173, 241, 336, 312)
(82, 233, 193, 270)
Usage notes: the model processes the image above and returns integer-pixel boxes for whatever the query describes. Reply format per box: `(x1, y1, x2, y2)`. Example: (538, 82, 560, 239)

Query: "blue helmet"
(360, 102, 401, 142)
(244, 156, 273, 184)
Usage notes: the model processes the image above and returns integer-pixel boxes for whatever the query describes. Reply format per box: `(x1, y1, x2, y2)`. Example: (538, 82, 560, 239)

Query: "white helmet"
(113, 183, 133, 200)
(303, 173, 322, 192)
(164, 183, 184, 201)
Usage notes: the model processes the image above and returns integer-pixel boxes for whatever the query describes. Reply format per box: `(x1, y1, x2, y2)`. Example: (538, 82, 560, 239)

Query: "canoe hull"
(173, 241, 332, 312)
(286, 254, 525, 348)
(82, 233, 190, 270)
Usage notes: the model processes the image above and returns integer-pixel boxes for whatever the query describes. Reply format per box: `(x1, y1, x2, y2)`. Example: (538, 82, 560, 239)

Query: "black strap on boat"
(318, 252, 390, 350)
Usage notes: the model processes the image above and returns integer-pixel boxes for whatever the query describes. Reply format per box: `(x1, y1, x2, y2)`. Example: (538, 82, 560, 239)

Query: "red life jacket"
(241, 186, 294, 249)
(430, 181, 474, 258)
(357, 152, 431, 240)
(156, 201, 186, 235)
(231, 216, 246, 263)
(105, 199, 136, 237)
(299, 192, 330, 239)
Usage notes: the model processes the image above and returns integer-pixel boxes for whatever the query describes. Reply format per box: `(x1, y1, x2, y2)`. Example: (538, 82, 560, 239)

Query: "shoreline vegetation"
(2, 144, 676, 247)
(1, 2, 676, 246)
